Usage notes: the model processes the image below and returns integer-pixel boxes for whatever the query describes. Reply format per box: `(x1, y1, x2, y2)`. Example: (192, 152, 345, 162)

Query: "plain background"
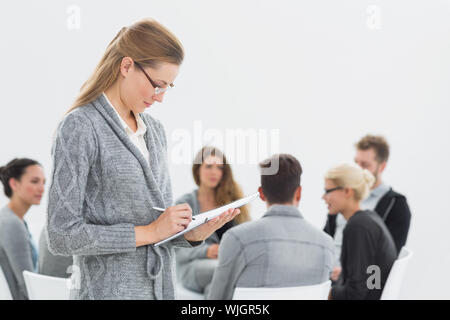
(1, 0, 449, 299)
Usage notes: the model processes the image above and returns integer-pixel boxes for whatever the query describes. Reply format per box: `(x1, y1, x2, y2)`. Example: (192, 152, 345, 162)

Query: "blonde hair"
(67, 18, 184, 113)
(325, 164, 375, 201)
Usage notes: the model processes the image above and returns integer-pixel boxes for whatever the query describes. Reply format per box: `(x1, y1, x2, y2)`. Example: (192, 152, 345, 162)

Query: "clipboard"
(154, 192, 260, 247)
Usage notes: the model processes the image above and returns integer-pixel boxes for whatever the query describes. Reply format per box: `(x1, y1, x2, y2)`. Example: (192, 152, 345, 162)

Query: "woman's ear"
(8, 177, 17, 193)
(344, 187, 354, 199)
(120, 57, 134, 77)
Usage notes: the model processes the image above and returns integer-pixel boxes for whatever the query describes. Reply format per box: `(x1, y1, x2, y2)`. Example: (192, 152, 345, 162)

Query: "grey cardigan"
(0, 206, 35, 300)
(207, 204, 335, 300)
(46, 94, 197, 300)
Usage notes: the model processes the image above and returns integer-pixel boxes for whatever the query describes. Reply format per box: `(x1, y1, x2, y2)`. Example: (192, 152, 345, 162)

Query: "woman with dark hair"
(175, 146, 251, 294)
(0, 158, 45, 299)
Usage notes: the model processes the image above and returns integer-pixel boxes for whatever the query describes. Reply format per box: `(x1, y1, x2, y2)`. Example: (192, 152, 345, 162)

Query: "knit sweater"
(46, 94, 197, 300)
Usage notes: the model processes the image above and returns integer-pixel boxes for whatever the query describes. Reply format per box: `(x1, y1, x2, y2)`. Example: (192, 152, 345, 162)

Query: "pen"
(152, 207, 196, 220)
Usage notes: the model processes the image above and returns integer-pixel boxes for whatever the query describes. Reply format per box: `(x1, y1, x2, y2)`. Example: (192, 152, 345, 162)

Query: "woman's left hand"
(184, 208, 240, 242)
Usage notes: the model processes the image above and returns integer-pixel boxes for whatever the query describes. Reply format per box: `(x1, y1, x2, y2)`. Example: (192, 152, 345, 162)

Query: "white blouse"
(102, 93, 150, 165)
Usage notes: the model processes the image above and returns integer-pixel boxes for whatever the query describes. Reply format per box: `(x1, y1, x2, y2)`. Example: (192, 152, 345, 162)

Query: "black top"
(331, 210, 397, 300)
(215, 220, 235, 241)
(324, 188, 411, 254)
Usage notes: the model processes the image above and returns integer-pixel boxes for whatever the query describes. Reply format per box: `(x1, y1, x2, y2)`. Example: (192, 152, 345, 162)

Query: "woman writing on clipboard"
(46, 18, 240, 300)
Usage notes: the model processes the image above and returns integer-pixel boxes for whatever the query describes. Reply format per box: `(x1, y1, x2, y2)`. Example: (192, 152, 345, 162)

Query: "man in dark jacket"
(324, 135, 411, 280)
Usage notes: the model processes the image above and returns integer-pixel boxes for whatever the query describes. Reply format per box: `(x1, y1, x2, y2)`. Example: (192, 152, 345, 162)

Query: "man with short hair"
(207, 154, 334, 300)
(324, 135, 412, 280)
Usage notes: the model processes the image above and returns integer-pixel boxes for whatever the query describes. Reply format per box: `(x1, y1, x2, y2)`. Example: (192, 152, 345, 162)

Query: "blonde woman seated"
(175, 147, 251, 294)
(323, 164, 397, 300)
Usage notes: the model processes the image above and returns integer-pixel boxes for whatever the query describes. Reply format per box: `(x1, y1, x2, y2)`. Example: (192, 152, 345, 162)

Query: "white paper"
(154, 192, 260, 247)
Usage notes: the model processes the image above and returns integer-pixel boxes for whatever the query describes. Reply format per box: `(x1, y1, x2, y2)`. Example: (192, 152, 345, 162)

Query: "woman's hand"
(184, 208, 240, 242)
(206, 244, 219, 259)
(141, 204, 193, 245)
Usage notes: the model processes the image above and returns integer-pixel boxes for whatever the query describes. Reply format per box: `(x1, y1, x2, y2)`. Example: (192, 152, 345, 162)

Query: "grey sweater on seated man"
(207, 204, 335, 300)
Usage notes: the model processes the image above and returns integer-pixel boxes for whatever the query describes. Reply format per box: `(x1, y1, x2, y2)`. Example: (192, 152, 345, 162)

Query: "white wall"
(1, 0, 449, 299)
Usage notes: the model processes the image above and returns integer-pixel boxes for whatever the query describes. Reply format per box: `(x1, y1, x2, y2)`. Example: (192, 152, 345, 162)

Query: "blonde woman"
(323, 164, 397, 300)
(46, 19, 240, 300)
(175, 146, 251, 294)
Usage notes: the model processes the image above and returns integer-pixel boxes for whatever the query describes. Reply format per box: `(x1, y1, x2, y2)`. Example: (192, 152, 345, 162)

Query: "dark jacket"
(331, 210, 397, 300)
(324, 188, 411, 254)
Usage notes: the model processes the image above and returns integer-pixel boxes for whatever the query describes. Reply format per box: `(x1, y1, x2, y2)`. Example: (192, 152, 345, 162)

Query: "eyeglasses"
(324, 187, 343, 195)
(134, 61, 174, 95)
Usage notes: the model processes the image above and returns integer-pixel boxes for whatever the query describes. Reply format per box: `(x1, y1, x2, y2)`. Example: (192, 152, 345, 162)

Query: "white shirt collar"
(102, 92, 147, 136)
(370, 182, 390, 198)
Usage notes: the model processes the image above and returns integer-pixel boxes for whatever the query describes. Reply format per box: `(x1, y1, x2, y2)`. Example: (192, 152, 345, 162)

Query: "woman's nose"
(153, 92, 165, 103)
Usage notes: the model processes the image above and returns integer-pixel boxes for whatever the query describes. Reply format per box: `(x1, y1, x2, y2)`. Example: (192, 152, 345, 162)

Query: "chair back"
(23, 271, 71, 300)
(381, 247, 413, 300)
(233, 280, 332, 300)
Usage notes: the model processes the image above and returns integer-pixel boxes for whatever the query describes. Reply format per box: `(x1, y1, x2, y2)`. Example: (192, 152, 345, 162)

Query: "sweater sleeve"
(0, 218, 34, 299)
(46, 112, 136, 256)
(331, 223, 375, 300)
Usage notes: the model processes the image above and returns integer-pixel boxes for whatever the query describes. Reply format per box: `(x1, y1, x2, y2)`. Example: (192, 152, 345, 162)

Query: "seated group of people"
(0, 134, 411, 300)
(175, 135, 411, 300)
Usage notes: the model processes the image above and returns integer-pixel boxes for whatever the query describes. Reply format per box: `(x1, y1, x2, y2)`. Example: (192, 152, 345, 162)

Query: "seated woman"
(175, 146, 251, 294)
(0, 158, 44, 299)
(323, 164, 397, 300)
